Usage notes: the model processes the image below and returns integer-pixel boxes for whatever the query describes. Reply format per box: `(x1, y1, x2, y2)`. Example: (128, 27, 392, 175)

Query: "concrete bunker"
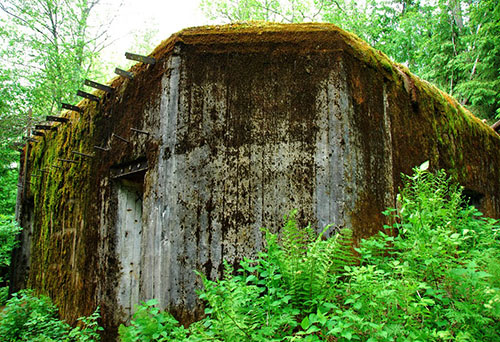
(10, 23, 500, 338)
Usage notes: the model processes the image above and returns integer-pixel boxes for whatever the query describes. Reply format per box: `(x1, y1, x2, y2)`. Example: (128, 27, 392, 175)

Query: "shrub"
(0, 289, 102, 341)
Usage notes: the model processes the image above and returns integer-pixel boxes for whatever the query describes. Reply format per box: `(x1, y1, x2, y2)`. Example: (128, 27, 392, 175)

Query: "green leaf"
(301, 316, 311, 330)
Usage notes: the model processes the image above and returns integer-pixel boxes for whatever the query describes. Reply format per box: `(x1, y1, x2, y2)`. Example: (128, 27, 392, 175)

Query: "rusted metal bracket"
(115, 68, 134, 80)
(112, 133, 130, 144)
(72, 151, 94, 158)
(131, 128, 150, 135)
(111, 160, 148, 179)
(58, 158, 78, 164)
(47, 115, 69, 123)
(62, 103, 83, 113)
(492, 119, 500, 134)
(77, 90, 100, 102)
(84, 79, 114, 93)
(125, 52, 156, 65)
(35, 124, 55, 131)
(94, 145, 110, 152)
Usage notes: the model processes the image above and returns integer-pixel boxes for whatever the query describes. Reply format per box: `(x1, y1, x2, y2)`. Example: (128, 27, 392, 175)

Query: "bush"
(334, 162, 500, 341)
(0, 214, 21, 305)
(0, 289, 102, 341)
(0, 214, 21, 270)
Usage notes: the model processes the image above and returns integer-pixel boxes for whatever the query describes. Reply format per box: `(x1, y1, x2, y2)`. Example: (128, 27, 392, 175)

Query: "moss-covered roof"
(65, 22, 497, 141)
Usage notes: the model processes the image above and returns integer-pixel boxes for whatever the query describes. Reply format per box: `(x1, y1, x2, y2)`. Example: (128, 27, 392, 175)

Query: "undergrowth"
(119, 163, 500, 341)
(0, 289, 102, 341)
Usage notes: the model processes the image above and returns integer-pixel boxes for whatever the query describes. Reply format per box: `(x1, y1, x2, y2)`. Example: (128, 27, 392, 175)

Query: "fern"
(276, 211, 354, 311)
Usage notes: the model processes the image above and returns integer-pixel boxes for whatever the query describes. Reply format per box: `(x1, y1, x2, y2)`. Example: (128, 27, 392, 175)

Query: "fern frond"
(277, 212, 354, 312)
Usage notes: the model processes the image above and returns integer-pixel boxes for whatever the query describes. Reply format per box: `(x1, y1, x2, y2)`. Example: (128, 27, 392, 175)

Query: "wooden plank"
(32, 131, 45, 137)
(125, 52, 156, 65)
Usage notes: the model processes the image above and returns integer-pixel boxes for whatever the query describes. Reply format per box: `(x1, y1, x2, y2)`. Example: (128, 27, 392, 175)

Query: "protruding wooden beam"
(84, 79, 114, 93)
(125, 52, 156, 65)
(51, 164, 63, 170)
(47, 115, 69, 123)
(72, 151, 94, 158)
(114, 68, 134, 80)
(77, 90, 100, 102)
(61, 103, 83, 113)
(32, 131, 45, 137)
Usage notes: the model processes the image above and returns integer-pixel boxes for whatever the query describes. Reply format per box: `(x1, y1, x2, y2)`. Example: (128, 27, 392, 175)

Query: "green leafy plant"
(118, 299, 188, 342)
(277, 211, 354, 312)
(68, 307, 104, 342)
(0, 215, 21, 269)
(0, 289, 102, 341)
(0, 214, 21, 305)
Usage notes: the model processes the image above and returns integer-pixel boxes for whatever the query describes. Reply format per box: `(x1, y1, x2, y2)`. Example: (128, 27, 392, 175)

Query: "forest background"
(0, 0, 499, 293)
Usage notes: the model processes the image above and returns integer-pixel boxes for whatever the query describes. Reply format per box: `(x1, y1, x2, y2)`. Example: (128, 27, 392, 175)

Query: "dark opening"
(462, 188, 485, 209)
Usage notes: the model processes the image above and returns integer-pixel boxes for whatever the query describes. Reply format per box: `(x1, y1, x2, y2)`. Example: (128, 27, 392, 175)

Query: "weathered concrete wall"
(11, 23, 500, 339)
